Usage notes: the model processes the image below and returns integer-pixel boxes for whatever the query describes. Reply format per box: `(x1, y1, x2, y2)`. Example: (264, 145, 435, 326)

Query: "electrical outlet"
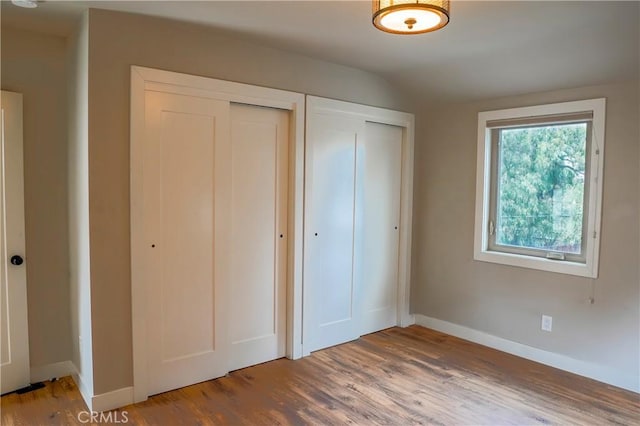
(541, 315, 553, 332)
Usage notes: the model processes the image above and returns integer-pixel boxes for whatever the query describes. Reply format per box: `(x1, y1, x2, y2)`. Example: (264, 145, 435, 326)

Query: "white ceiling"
(2, 1, 638, 102)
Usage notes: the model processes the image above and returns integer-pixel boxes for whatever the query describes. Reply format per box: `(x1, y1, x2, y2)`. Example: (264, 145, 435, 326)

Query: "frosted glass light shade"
(373, 0, 450, 34)
(11, 0, 38, 8)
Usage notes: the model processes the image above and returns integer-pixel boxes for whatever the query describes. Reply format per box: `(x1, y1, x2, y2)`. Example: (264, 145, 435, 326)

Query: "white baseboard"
(92, 386, 134, 412)
(70, 364, 134, 412)
(401, 313, 416, 327)
(30, 360, 76, 383)
(414, 314, 639, 393)
(71, 370, 93, 411)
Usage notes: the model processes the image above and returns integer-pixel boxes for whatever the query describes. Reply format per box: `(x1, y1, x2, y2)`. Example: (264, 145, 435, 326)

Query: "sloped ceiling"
(2, 1, 638, 102)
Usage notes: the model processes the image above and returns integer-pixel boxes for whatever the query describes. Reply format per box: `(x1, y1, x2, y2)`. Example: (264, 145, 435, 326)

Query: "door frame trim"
(302, 96, 415, 356)
(130, 66, 305, 403)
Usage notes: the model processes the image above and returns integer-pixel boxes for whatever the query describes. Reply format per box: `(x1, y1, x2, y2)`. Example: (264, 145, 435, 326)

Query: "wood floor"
(2, 326, 638, 425)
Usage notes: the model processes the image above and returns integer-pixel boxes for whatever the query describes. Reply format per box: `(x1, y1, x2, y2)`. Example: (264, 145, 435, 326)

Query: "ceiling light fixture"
(11, 0, 38, 8)
(373, 0, 450, 35)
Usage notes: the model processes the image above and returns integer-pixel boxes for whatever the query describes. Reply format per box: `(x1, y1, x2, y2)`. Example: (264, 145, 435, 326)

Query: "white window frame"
(474, 98, 606, 278)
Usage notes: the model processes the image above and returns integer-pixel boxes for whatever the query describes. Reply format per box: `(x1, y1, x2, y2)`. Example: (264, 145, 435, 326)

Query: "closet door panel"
(356, 122, 403, 335)
(229, 104, 288, 371)
(144, 90, 230, 396)
(305, 113, 363, 351)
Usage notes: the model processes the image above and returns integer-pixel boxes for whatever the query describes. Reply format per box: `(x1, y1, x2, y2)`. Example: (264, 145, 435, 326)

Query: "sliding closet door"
(305, 112, 364, 352)
(355, 122, 403, 336)
(132, 67, 307, 402)
(144, 91, 231, 396)
(229, 104, 288, 371)
(304, 96, 413, 354)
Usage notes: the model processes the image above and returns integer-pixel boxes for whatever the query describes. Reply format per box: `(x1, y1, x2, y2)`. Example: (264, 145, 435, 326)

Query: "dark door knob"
(10, 255, 23, 266)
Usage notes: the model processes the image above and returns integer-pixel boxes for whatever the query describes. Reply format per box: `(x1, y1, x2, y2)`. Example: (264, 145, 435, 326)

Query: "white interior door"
(0, 91, 30, 394)
(229, 104, 288, 371)
(356, 122, 403, 336)
(144, 90, 231, 396)
(305, 113, 364, 352)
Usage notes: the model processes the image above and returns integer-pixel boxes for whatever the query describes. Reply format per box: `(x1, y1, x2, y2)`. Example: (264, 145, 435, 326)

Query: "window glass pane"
(496, 123, 587, 254)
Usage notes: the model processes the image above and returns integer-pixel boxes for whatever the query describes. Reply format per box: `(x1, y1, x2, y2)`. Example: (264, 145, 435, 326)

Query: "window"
(474, 99, 605, 277)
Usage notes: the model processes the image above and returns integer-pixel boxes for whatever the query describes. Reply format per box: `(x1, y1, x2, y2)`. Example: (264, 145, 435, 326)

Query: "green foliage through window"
(495, 123, 587, 254)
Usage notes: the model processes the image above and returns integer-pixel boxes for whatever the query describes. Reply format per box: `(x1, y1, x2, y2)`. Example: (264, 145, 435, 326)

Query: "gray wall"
(86, 8, 414, 395)
(411, 80, 640, 390)
(1, 26, 72, 369)
(5, 6, 636, 398)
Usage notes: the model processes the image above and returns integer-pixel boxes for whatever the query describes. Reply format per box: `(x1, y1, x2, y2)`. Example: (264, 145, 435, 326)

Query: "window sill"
(473, 249, 597, 278)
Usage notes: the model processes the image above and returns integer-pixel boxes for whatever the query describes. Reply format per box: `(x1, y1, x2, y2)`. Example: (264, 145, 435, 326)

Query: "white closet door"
(356, 122, 403, 336)
(305, 113, 364, 352)
(144, 91, 231, 396)
(229, 104, 288, 371)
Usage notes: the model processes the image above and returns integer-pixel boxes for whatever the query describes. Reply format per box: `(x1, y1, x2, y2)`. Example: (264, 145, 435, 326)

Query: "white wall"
(67, 12, 93, 397)
(411, 80, 640, 392)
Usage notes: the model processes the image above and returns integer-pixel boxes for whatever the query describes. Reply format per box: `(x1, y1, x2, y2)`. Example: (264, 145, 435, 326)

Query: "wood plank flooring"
(2, 326, 638, 425)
